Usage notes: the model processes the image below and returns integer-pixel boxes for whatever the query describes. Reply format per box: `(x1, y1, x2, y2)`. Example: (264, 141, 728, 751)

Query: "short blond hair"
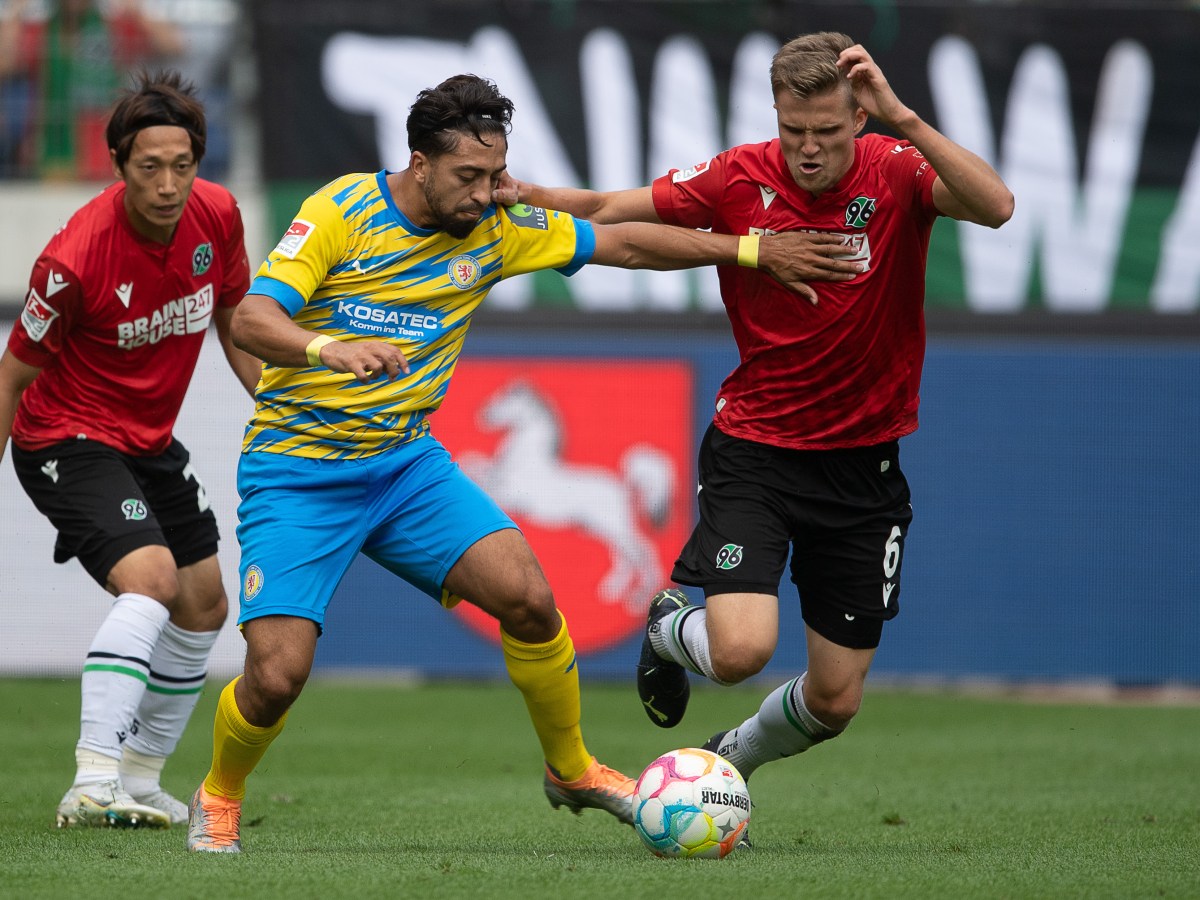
(770, 32, 856, 104)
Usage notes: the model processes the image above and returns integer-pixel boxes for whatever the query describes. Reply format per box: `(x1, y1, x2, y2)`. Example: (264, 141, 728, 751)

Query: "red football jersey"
(8, 179, 250, 455)
(652, 133, 939, 449)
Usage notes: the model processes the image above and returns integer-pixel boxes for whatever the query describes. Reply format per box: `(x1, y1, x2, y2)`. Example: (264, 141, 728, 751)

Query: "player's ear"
(852, 106, 868, 136)
(110, 148, 122, 181)
(410, 151, 429, 183)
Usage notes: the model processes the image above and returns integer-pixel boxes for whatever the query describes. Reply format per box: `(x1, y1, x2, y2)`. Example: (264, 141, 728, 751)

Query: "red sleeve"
(7, 258, 81, 369)
(650, 154, 729, 230)
(876, 139, 939, 222)
(218, 200, 251, 309)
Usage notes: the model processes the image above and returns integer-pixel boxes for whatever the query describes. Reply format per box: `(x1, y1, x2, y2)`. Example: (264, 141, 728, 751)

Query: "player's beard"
(423, 180, 486, 239)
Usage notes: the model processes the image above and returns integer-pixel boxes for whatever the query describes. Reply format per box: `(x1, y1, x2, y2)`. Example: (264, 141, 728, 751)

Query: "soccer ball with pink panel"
(632, 747, 751, 858)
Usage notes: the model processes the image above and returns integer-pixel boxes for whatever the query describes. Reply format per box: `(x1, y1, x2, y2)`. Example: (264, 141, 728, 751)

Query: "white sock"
(650, 606, 733, 685)
(713, 674, 841, 780)
(126, 622, 217, 758)
(75, 592, 169, 784)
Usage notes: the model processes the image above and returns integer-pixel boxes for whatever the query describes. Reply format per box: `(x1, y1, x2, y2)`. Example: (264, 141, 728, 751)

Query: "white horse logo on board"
(459, 380, 675, 613)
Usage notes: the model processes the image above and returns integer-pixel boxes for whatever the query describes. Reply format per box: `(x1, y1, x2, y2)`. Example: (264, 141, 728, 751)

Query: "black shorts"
(671, 424, 913, 650)
(11, 437, 220, 587)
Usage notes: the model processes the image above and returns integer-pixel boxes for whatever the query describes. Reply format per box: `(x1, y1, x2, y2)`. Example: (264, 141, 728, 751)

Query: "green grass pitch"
(2, 677, 1197, 899)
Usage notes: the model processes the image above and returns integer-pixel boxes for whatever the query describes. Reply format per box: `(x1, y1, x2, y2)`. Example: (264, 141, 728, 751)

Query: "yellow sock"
(501, 613, 591, 782)
(202, 676, 288, 800)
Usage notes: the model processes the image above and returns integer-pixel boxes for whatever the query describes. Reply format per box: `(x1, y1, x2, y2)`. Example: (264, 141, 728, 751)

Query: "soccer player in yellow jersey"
(186, 73, 850, 853)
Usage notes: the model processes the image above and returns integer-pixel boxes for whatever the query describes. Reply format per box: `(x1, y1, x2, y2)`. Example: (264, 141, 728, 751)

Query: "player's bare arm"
(212, 305, 264, 398)
(232, 294, 410, 383)
(591, 223, 857, 304)
(0, 350, 40, 464)
(495, 176, 661, 225)
(837, 44, 1014, 228)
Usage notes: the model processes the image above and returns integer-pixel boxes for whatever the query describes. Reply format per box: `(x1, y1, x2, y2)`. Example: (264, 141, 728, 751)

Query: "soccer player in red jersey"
(499, 33, 1013, 817)
(0, 70, 260, 829)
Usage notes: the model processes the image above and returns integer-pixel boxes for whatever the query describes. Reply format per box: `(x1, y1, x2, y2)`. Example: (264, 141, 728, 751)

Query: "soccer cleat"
(701, 731, 753, 849)
(544, 757, 636, 826)
(128, 786, 189, 826)
(55, 780, 171, 829)
(186, 785, 242, 853)
(636, 588, 692, 728)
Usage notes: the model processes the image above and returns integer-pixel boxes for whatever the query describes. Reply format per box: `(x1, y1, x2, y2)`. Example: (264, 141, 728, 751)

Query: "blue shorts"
(235, 434, 516, 628)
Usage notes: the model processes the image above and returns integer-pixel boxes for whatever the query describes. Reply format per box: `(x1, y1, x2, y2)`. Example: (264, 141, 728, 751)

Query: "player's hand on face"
(758, 231, 865, 304)
(322, 340, 410, 383)
(492, 172, 521, 207)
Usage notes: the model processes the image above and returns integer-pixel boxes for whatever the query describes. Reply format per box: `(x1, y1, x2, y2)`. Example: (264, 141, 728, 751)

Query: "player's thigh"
(363, 436, 520, 608)
(671, 425, 793, 596)
(235, 451, 371, 630)
(791, 445, 913, 651)
(10, 439, 170, 587)
(134, 439, 221, 571)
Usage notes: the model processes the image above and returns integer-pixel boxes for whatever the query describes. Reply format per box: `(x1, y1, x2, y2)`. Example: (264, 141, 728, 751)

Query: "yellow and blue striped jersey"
(242, 171, 595, 459)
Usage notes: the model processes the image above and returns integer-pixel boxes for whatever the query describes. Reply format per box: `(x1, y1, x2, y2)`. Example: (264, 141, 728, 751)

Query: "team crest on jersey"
(244, 564, 265, 600)
(671, 160, 710, 183)
(449, 255, 481, 289)
(505, 203, 549, 230)
(844, 196, 877, 229)
(20, 288, 59, 342)
(192, 242, 213, 275)
(120, 499, 148, 521)
(274, 219, 316, 259)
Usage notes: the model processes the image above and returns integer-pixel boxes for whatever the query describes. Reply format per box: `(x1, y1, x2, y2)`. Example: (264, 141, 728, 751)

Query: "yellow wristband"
(737, 234, 760, 269)
(305, 334, 335, 367)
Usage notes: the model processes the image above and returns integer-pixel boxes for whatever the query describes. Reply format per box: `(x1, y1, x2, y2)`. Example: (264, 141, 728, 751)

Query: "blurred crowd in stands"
(0, 0, 238, 181)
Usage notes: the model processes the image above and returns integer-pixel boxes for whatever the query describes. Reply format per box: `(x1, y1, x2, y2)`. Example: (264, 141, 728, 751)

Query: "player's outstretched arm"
(837, 43, 1013, 228)
(590, 223, 862, 304)
(494, 175, 660, 225)
(232, 294, 410, 384)
(0, 349, 40, 465)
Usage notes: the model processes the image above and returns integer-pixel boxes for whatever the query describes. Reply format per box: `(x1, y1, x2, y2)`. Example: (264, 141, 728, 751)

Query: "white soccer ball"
(632, 747, 751, 858)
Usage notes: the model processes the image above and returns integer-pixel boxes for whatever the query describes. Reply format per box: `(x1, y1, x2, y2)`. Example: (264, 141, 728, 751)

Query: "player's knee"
(243, 665, 305, 721)
(172, 586, 228, 632)
(498, 578, 560, 643)
(804, 682, 863, 730)
(710, 640, 772, 684)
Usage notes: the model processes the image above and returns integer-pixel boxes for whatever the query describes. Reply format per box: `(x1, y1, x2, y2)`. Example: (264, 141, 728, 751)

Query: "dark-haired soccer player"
(184, 73, 856, 854)
(0, 70, 260, 829)
(500, 33, 1013, 816)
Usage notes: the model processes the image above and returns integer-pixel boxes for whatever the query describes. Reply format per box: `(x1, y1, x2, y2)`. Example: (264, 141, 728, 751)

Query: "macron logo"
(116, 282, 133, 308)
(46, 270, 69, 297)
(759, 185, 777, 210)
(882, 582, 896, 607)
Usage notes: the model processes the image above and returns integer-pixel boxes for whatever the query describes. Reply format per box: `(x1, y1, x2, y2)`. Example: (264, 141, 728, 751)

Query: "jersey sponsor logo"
(274, 219, 316, 259)
(671, 160, 710, 183)
(116, 283, 214, 349)
(334, 299, 441, 337)
(844, 196, 877, 229)
(716, 543, 743, 570)
(758, 185, 778, 209)
(116, 282, 134, 308)
(46, 270, 70, 297)
(244, 564, 265, 600)
(440, 361, 692, 653)
(192, 242, 214, 276)
(448, 254, 481, 289)
(504, 203, 549, 230)
(120, 499, 148, 521)
(20, 288, 59, 342)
